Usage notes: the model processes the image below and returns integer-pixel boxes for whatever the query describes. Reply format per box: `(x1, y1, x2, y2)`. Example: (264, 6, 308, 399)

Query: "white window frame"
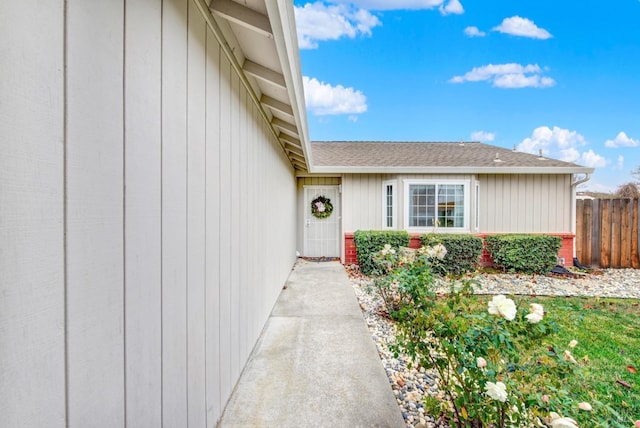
(382, 180, 397, 229)
(475, 182, 480, 231)
(403, 179, 471, 233)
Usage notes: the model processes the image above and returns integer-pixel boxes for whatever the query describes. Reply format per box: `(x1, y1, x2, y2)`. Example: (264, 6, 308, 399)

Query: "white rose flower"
(525, 311, 543, 323)
(432, 243, 447, 259)
(548, 412, 579, 428)
(563, 350, 577, 364)
(578, 402, 592, 411)
(484, 381, 508, 402)
(488, 295, 517, 321)
(530, 303, 544, 316)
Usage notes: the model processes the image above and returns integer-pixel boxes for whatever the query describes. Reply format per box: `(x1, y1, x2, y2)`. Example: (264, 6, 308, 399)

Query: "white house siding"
(1, 1, 297, 427)
(0, 2, 66, 427)
(478, 174, 572, 233)
(341, 174, 386, 232)
(341, 173, 570, 234)
(341, 173, 477, 233)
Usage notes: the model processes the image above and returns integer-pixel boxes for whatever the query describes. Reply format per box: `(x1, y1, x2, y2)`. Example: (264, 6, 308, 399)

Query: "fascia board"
(309, 166, 596, 174)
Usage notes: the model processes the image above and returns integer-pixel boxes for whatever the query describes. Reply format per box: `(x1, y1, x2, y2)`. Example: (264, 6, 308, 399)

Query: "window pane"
(409, 184, 435, 227)
(385, 184, 393, 228)
(437, 184, 464, 228)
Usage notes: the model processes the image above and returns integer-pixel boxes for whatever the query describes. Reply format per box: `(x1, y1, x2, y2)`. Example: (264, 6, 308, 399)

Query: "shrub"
(353, 230, 410, 276)
(420, 234, 483, 276)
(370, 246, 602, 427)
(486, 234, 561, 274)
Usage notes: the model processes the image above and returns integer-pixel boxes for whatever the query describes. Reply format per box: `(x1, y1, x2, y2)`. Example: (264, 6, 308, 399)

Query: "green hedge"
(485, 234, 561, 274)
(353, 230, 410, 276)
(420, 234, 483, 276)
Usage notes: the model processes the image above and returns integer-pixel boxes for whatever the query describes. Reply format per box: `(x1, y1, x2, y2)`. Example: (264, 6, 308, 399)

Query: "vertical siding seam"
(217, 46, 223, 417)
(203, 20, 208, 428)
(159, 0, 165, 426)
(184, 1, 190, 425)
(122, 0, 128, 426)
(63, 0, 70, 426)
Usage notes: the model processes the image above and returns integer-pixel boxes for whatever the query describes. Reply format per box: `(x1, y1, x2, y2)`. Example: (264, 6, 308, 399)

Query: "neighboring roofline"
(307, 141, 594, 174)
(310, 166, 595, 174)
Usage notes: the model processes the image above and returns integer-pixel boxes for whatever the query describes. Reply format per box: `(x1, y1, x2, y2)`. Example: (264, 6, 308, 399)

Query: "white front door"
(304, 185, 340, 257)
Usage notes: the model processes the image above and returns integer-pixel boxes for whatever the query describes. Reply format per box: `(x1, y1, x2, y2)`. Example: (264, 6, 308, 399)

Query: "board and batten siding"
(1, 1, 297, 427)
(341, 174, 386, 232)
(341, 173, 571, 235)
(0, 1, 66, 427)
(478, 174, 572, 233)
(341, 173, 477, 233)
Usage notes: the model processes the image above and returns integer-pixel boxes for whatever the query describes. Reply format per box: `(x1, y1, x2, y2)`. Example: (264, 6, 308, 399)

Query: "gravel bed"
(348, 267, 640, 428)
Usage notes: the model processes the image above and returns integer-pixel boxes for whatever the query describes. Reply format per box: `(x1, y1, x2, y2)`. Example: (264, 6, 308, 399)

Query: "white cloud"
(295, 0, 465, 48)
(330, 0, 444, 10)
(470, 130, 495, 142)
(348, 115, 359, 122)
(294, 2, 381, 49)
(518, 126, 608, 168)
(604, 131, 639, 148)
(519, 126, 586, 154)
(580, 150, 607, 168)
(493, 74, 555, 89)
(439, 0, 464, 15)
(616, 155, 625, 170)
(449, 63, 555, 88)
(303, 76, 368, 115)
(493, 16, 552, 39)
(464, 26, 486, 37)
(559, 147, 580, 163)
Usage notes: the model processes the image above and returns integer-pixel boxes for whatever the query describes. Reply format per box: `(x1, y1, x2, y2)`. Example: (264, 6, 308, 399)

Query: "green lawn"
(511, 295, 640, 426)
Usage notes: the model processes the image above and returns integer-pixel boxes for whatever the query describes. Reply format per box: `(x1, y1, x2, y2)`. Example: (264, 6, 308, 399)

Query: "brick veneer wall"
(344, 233, 575, 267)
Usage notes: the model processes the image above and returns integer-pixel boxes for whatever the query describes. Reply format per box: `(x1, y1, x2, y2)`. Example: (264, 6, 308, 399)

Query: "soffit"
(207, 0, 310, 172)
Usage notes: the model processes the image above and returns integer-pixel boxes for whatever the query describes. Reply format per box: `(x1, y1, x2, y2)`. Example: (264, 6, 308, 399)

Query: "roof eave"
(309, 166, 595, 174)
(205, 0, 310, 172)
(264, 1, 311, 171)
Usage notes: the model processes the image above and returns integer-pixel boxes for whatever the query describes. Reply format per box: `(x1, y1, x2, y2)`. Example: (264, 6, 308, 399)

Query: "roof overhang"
(201, 0, 310, 172)
(309, 166, 595, 174)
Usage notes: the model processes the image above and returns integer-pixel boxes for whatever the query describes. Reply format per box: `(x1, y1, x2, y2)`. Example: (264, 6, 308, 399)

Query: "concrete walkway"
(219, 259, 405, 428)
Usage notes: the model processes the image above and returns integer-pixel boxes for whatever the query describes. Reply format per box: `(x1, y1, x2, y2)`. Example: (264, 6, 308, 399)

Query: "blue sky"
(293, 0, 640, 192)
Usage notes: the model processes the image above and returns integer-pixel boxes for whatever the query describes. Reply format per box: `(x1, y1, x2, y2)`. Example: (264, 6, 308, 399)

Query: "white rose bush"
(371, 243, 603, 427)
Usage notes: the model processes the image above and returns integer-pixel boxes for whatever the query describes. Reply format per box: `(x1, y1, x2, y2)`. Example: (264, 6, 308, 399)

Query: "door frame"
(302, 185, 341, 258)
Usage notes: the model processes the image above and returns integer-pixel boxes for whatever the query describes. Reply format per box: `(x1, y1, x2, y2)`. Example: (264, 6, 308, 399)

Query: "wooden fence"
(576, 198, 640, 268)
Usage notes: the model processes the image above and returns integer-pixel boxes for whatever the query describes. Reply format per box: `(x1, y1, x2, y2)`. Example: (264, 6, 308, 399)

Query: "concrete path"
(219, 259, 405, 428)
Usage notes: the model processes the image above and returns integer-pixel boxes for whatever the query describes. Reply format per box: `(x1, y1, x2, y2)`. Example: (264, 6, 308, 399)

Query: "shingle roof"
(310, 141, 593, 174)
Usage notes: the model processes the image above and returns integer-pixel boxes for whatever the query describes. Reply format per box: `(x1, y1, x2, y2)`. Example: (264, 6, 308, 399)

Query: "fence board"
(621, 199, 631, 267)
(633, 200, 640, 268)
(576, 198, 640, 268)
(583, 201, 595, 263)
(591, 199, 601, 266)
(601, 199, 611, 267)
(611, 200, 621, 267)
(576, 200, 585, 263)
